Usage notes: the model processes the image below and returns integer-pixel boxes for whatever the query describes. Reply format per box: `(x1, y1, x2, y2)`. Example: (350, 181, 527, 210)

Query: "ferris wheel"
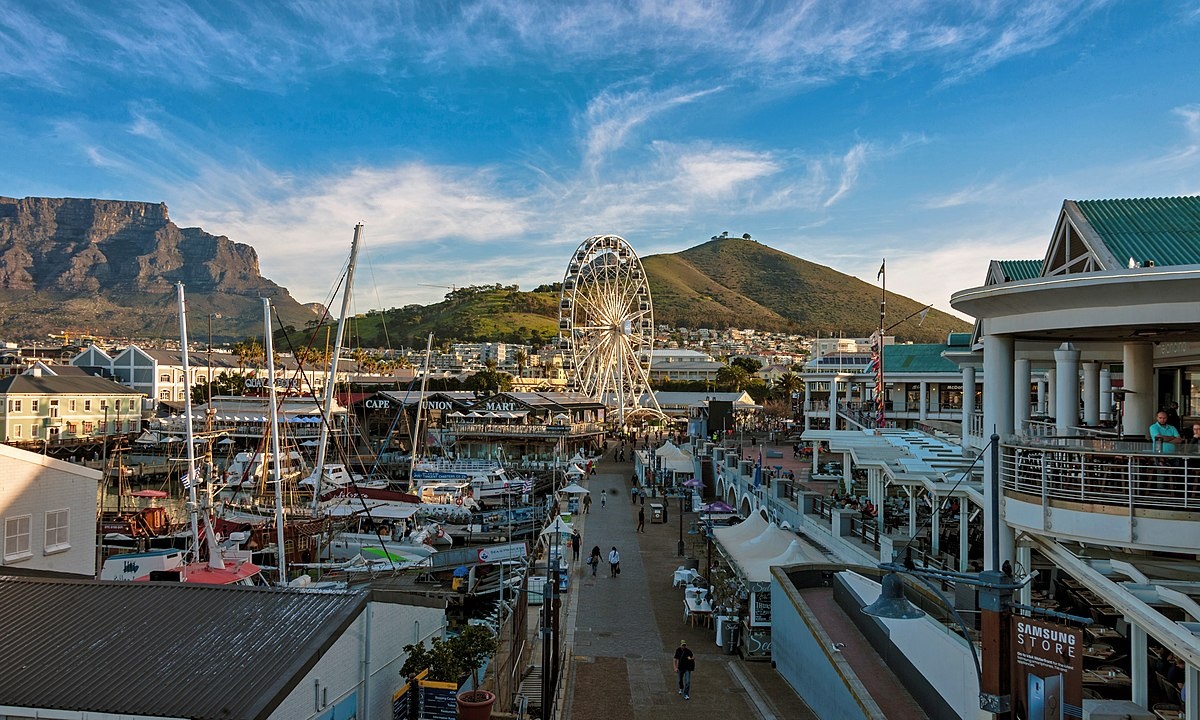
(558, 235, 664, 426)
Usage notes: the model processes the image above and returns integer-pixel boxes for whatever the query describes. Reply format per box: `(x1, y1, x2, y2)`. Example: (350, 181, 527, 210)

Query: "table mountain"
(0, 196, 319, 341)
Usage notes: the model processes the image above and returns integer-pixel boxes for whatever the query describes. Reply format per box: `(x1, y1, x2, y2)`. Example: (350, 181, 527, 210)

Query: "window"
(159, 373, 171, 383)
(12, 399, 21, 412)
(44, 509, 69, 553)
(69, 399, 77, 412)
(4, 515, 31, 562)
(65, 422, 77, 434)
(128, 399, 136, 411)
(82, 421, 94, 433)
(159, 390, 171, 400)
(31, 399, 39, 413)
(13, 424, 20, 438)
(100, 399, 108, 410)
(84, 400, 91, 411)
(48, 400, 59, 418)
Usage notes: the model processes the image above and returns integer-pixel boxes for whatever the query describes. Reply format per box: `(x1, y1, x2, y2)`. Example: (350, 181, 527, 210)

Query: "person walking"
(674, 640, 695, 699)
(637, 506, 645, 533)
(608, 546, 620, 577)
(582, 493, 591, 514)
(600, 490, 606, 508)
(588, 545, 601, 576)
(571, 529, 581, 561)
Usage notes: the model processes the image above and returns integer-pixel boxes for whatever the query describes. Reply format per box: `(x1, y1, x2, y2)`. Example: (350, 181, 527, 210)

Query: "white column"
(804, 381, 812, 430)
(1129, 622, 1148, 707)
(961, 366, 976, 449)
(1100, 368, 1113, 422)
(1123, 342, 1155, 439)
(828, 378, 839, 430)
(919, 380, 928, 421)
(1014, 357, 1031, 433)
(1185, 665, 1198, 720)
(958, 498, 969, 572)
(1054, 343, 1081, 436)
(931, 494, 940, 554)
(983, 332, 1015, 570)
(1046, 368, 1057, 418)
(1036, 378, 1047, 416)
(906, 487, 917, 537)
(1017, 545, 1032, 606)
(1082, 362, 1101, 427)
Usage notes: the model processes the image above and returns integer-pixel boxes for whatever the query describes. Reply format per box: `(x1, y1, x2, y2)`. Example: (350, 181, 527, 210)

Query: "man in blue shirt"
(1150, 411, 1182, 453)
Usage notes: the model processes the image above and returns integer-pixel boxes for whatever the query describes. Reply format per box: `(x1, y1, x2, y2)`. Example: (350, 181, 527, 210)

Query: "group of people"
(584, 544, 621, 577)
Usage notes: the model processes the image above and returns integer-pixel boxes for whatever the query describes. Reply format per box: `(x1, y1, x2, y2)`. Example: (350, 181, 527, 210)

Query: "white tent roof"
(557, 482, 590, 495)
(713, 517, 820, 583)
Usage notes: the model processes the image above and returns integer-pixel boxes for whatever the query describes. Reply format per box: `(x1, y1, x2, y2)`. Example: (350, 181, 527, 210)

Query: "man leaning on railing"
(1150, 411, 1183, 453)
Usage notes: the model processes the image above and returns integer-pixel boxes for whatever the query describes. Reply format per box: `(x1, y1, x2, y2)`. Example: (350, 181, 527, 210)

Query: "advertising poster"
(1011, 617, 1083, 720)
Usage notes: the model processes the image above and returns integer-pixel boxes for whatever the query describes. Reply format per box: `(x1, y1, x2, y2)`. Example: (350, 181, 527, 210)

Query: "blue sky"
(3, 1, 1199, 319)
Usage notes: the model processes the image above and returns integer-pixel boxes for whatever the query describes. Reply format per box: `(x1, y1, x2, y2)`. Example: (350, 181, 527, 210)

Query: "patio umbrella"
(682, 478, 704, 489)
(540, 515, 574, 535)
(700, 501, 735, 514)
(216, 437, 235, 445)
(557, 482, 590, 495)
(134, 431, 160, 445)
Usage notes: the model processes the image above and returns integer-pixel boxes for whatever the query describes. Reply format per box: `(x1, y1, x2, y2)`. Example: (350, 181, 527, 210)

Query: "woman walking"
(588, 545, 602, 577)
(608, 546, 621, 577)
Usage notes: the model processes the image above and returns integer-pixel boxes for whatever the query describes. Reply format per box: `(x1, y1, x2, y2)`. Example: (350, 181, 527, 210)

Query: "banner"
(1011, 617, 1083, 719)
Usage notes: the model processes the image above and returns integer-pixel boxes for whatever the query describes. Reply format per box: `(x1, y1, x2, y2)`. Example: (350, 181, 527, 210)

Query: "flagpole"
(877, 259, 886, 430)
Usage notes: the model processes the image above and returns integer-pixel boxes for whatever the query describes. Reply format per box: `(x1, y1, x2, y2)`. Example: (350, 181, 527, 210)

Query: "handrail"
(1001, 439, 1199, 511)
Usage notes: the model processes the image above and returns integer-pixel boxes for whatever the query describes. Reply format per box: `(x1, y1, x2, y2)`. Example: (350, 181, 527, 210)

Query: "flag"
(753, 448, 763, 488)
(181, 471, 194, 490)
(877, 259, 885, 281)
(918, 307, 929, 326)
(521, 477, 533, 493)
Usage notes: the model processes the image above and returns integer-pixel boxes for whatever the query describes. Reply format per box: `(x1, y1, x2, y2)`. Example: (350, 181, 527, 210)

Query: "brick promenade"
(557, 448, 818, 720)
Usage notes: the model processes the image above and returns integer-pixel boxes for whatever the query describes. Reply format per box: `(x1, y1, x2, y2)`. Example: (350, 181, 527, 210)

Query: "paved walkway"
(558, 449, 817, 720)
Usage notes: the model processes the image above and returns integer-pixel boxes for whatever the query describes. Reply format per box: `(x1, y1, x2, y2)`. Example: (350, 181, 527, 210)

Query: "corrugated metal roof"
(0, 576, 366, 720)
(883, 344, 958, 374)
(1076, 196, 1200, 267)
(0, 374, 143, 395)
(997, 259, 1042, 281)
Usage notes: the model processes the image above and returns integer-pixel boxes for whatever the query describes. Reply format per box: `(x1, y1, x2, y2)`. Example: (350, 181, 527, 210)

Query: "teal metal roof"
(1076, 196, 1200, 267)
(997, 259, 1042, 281)
(883, 344, 958, 374)
(946, 333, 972, 348)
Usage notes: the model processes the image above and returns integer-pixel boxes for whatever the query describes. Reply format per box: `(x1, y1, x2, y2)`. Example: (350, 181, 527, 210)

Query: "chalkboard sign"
(750, 590, 772, 627)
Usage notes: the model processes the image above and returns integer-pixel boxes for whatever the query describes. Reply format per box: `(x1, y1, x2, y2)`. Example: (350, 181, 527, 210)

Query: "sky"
(3, 1, 1199, 320)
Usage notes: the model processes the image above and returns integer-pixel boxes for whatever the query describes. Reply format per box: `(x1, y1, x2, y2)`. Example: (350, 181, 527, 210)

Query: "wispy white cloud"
(921, 180, 1007, 209)
(823, 143, 869, 208)
(581, 85, 722, 172)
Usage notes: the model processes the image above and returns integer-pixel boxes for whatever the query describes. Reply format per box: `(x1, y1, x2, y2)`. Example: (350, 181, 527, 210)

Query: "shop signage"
(364, 399, 391, 410)
(750, 590, 772, 627)
(1010, 617, 1082, 720)
(477, 542, 528, 563)
(244, 378, 300, 389)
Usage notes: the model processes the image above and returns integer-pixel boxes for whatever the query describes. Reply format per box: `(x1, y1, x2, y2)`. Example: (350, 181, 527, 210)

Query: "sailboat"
(100, 283, 263, 586)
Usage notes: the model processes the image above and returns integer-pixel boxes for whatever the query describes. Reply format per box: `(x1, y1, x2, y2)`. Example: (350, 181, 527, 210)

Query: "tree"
(400, 624, 497, 685)
(514, 350, 528, 379)
(731, 356, 762, 374)
(716, 364, 751, 392)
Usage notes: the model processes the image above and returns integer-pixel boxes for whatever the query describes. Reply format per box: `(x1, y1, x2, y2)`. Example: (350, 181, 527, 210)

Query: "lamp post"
(677, 486, 685, 557)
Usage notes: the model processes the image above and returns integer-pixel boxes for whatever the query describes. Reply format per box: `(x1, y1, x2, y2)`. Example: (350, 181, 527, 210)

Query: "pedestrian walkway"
(559, 450, 817, 720)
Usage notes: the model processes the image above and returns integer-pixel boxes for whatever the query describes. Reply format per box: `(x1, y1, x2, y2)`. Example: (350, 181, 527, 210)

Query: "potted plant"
(400, 625, 498, 720)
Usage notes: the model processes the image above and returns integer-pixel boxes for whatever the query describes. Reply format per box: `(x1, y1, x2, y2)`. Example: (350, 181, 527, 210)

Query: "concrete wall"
(772, 567, 881, 719)
(838, 571, 988, 720)
(268, 597, 446, 720)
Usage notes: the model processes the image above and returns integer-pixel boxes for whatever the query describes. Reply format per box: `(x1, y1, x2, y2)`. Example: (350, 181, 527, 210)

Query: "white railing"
(1001, 437, 1199, 511)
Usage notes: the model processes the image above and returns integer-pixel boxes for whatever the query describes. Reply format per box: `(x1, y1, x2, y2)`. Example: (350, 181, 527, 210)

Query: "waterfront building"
(648, 348, 724, 384)
(0, 443, 101, 577)
(0, 367, 143, 452)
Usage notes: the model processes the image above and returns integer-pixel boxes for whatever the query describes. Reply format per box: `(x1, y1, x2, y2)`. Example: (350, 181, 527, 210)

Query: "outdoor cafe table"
(684, 595, 714, 627)
(1083, 668, 1132, 690)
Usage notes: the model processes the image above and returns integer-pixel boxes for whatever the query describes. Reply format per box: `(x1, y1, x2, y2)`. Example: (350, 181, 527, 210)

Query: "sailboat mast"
(262, 298, 289, 583)
(176, 282, 201, 564)
(311, 224, 363, 514)
(408, 332, 435, 491)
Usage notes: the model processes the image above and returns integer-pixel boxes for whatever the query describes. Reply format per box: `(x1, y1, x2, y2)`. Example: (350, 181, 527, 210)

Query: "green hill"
(302, 239, 967, 349)
(642, 238, 968, 342)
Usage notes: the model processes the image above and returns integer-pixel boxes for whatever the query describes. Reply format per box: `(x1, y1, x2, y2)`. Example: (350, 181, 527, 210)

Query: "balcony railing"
(1001, 436, 1200, 511)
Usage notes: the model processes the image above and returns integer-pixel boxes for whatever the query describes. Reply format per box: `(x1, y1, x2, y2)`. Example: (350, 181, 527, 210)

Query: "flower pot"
(456, 689, 495, 720)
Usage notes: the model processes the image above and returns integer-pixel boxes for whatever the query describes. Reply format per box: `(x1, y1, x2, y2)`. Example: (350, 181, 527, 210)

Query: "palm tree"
(514, 350, 528, 379)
